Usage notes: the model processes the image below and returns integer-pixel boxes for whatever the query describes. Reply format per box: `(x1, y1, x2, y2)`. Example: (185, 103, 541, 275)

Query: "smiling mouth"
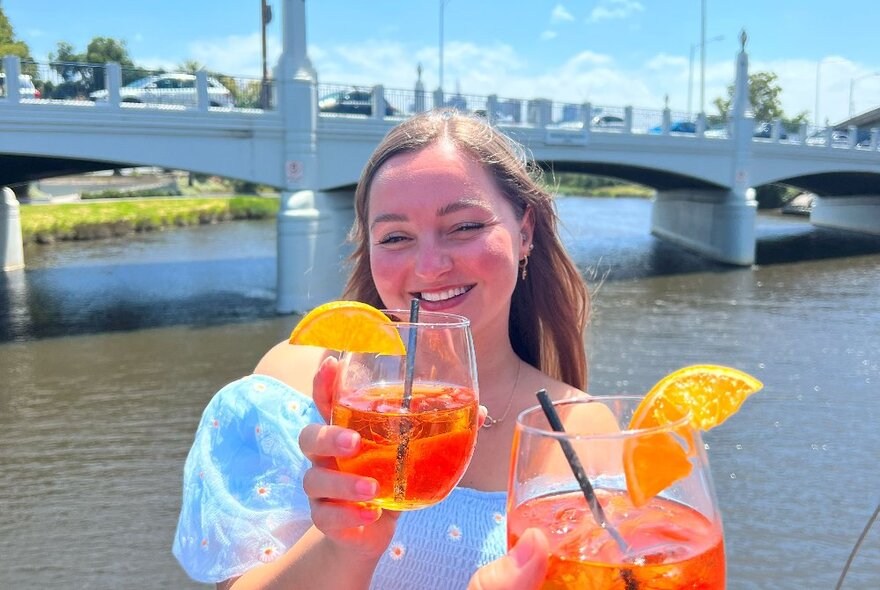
(414, 285, 474, 302)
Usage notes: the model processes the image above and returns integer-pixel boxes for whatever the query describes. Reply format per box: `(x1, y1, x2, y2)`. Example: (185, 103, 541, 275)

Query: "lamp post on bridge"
(849, 71, 880, 118)
(439, 0, 451, 94)
(688, 34, 723, 118)
(260, 0, 273, 109)
(815, 57, 848, 127)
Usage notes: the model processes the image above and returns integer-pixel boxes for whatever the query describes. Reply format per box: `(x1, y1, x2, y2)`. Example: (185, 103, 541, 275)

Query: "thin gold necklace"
(482, 360, 522, 429)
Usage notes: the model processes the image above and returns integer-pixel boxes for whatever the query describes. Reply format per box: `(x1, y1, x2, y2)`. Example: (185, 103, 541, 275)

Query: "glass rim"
(379, 308, 471, 329)
(515, 395, 693, 440)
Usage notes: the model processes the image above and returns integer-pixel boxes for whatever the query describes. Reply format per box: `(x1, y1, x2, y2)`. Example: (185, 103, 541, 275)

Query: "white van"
(0, 73, 41, 99)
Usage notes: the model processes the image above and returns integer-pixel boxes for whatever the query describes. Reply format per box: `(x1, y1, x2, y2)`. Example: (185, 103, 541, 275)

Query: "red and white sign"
(286, 160, 303, 182)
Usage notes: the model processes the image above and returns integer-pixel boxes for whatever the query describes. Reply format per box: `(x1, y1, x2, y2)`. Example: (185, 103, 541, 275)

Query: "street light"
(815, 57, 848, 126)
(260, 0, 273, 109)
(848, 71, 880, 118)
(699, 0, 706, 115)
(688, 35, 723, 117)
(439, 0, 451, 92)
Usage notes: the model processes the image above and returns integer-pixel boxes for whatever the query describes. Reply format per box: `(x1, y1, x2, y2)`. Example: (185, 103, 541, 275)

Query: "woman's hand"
(467, 528, 549, 590)
(299, 356, 399, 561)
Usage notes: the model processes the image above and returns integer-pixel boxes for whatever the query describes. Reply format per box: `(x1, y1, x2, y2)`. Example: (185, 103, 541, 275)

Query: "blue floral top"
(173, 374, 508, 588)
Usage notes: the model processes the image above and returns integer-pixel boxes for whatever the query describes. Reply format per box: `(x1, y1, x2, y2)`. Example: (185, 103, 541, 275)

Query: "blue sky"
(5, 0, 879, 124)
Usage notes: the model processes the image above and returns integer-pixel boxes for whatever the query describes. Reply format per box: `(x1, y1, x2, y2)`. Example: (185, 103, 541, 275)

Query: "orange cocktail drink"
(508, 490, 724, 589)
(332, 309, 479, 510)
(509, 395, 728, 589)
(333, 382, 478, 510)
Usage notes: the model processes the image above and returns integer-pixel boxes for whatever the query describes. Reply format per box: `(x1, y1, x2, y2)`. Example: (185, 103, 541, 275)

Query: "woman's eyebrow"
(370, 212, 407, 229)
(370, 198, 492, 229)
(437, 198, 492, 217)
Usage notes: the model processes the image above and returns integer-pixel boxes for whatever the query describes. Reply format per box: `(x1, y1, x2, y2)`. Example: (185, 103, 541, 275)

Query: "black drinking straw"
(535, 389, 629, 554)
(394, 298, 420, 501)
(402, 298, 420, 409)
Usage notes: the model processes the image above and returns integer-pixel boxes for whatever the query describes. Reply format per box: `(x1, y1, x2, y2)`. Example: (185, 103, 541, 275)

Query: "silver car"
(0, 73, 41, 99)
(89, 73, 235, 108)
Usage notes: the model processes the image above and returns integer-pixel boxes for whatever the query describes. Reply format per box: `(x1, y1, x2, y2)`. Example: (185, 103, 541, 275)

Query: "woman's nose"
(413, 241, 452, 279)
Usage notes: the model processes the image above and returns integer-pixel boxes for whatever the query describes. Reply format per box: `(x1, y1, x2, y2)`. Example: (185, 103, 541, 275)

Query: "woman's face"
(367, 140, 532, 343)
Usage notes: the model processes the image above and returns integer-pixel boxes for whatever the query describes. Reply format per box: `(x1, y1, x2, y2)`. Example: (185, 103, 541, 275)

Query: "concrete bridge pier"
(811, 195, 880, 235)
(651, 189, 757, 265)
(650, 30, 758, 266)
(276, 189, 355, 314)
(1, 187, 25, 271)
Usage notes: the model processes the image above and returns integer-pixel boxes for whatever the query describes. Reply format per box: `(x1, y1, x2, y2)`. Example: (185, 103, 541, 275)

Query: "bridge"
(2, 0, 880, 313)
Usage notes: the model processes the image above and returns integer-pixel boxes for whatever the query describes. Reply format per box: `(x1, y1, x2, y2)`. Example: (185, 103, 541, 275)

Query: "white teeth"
(420, 286, 470, 302)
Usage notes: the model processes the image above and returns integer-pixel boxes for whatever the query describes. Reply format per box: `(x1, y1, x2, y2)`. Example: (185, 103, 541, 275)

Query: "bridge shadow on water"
(0, 256, 279, 342)
(2, 211, 880, 343)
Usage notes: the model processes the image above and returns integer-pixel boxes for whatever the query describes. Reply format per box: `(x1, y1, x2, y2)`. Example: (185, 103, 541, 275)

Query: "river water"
(1, 198, 878, 589)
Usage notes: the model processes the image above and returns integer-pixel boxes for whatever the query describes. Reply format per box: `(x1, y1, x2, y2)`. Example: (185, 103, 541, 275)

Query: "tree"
(0, 6, 36, 76)
(713, 71, 807, 209)
(48, 36, 150, 98)
(714, 71, 808, 127)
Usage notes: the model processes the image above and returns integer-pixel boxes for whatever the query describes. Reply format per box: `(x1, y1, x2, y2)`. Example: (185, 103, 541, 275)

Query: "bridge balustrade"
(3, 54, 877, 153)
(1, 58, 273, 110)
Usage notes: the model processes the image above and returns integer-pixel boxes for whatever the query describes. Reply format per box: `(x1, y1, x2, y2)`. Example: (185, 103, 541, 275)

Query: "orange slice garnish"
(623, 430, 694, 507)
(623, 365, 763, 506)
(288, 301, 406, 355)
(630, 365, 764, 431)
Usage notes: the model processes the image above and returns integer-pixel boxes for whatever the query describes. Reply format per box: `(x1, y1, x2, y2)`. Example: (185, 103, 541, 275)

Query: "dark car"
(591, 114, 625, 127)
(753, 121, 788, 140)
(648, 120, 696, 134)
(318, 89, 400, 116)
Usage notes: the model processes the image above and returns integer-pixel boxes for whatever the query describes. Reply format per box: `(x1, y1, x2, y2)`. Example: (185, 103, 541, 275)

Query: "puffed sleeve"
(172, 374, 324, 583)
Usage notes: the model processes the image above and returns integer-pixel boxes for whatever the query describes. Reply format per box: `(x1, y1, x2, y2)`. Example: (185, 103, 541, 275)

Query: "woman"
(173, 109, 590, 589)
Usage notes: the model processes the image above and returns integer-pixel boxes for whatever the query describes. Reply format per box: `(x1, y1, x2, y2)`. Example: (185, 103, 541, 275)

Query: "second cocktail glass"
(508, 396, 725, 589)
(331, 310, 479, 511)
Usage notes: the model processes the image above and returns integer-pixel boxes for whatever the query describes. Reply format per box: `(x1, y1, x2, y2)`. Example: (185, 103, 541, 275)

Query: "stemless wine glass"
(508, 396, 725, 589)
(331, 310, 479, 511)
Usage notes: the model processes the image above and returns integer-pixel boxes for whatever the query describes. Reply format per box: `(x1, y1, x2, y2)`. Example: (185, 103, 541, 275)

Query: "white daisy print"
(447, 524, 462, 541)
(259, 544, 279, 563)
(388, 542, 406, 561)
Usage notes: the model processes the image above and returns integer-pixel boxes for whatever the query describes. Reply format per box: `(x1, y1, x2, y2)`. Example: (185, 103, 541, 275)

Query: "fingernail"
(336, 430, 358, 451)
(511, 529, 537, 567)
(359, 507, 379, 522)
(355, 479, 377, 498)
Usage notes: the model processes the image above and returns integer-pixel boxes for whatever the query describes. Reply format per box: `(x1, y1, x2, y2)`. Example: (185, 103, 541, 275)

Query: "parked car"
(318, 89, 400, 116)
(89, 73, 235, 108)
(591, 114, 625, 127)
(753, 121, 788, 140)
(0, 73, 41, 99)
(805, 129, 849, 147)
(648, 120, 696, 134)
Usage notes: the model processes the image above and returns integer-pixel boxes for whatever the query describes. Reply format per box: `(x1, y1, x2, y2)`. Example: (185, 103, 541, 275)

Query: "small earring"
(519, 255, 529, 280)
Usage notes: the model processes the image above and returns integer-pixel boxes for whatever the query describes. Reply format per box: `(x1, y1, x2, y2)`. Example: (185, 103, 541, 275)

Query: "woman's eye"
(377, 234, 409, 245)
(453, 222, 484, 233)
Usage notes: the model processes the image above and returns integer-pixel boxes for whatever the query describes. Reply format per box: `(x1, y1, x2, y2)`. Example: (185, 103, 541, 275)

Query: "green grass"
(552, 182, 655, 198)
(20, 196, 280, 243)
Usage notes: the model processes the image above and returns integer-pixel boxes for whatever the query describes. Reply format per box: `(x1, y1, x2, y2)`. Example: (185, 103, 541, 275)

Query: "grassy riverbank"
(21, 196, 280, 244)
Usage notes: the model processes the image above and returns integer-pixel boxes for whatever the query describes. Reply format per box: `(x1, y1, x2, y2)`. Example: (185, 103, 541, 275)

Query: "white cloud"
(551, 4, 575, 23)
(646, 53, 686, 71)
(142, 33, 841, 123)
(541, 30, 558, 41)
(588, 0, 645, 23)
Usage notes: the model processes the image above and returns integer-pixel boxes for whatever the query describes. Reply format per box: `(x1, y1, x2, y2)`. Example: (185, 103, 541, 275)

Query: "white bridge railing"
(2, 55, 879, 151)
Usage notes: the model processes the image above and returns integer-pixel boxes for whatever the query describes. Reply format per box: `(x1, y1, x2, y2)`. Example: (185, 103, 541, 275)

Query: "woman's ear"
(519, 206, 536, 256)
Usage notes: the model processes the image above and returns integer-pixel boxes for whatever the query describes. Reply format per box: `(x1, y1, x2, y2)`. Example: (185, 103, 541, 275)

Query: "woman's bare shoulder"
(253, 340, 329, 398)
(520, 363, 587, 400)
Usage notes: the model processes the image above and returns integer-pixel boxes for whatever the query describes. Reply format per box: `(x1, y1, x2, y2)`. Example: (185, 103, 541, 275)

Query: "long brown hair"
(343, 109, 589, 390)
